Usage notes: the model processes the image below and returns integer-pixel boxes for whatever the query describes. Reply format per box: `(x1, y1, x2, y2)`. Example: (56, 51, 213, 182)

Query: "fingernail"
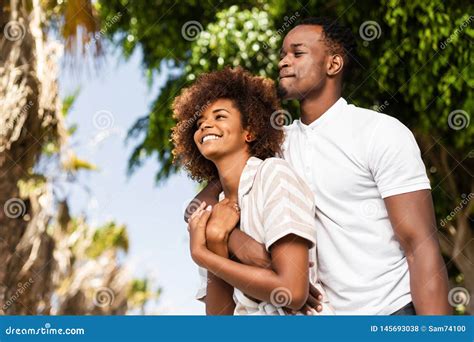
(317, 305, 322, 312)
(206, 205, 212, 211)
(318, 295, 323, 300)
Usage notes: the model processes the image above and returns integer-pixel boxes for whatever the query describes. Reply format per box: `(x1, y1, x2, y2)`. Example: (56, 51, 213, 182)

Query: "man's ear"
(327, 54, 344, 77)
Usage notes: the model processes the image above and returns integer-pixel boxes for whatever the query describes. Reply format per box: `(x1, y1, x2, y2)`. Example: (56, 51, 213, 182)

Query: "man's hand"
(206, 198, 240, 243)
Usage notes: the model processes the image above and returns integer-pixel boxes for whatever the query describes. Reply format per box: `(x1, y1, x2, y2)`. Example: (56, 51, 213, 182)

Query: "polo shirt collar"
(297, 97, 347, 132)
(238, 156, 262, 204)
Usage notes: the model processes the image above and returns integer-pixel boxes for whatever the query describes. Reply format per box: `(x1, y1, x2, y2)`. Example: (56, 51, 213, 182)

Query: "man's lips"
(279, 74, 295, 80)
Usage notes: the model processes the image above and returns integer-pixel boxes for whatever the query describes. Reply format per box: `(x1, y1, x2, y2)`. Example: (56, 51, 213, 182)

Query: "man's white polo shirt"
(282, 97, 431, 315)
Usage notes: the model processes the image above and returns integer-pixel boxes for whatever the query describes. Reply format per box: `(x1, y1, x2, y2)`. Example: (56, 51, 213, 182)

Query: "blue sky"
(59, 50, 204, 315)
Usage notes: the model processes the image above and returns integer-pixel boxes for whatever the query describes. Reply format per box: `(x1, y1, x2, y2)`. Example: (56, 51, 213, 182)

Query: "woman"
(172, 67, 333, 315)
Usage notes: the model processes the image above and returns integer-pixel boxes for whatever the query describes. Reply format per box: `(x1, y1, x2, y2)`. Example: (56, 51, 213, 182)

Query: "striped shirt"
(197, 156, 334, 315)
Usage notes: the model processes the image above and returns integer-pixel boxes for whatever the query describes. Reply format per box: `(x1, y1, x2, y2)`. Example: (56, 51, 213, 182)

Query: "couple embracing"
(171, 17, 450, 315)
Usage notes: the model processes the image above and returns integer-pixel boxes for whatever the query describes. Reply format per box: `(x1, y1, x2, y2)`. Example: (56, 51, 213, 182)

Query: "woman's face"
(194, 98, 250, 161)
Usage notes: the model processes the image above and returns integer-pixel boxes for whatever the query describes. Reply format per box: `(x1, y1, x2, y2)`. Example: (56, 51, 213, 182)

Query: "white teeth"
(202, 135, 221, 143)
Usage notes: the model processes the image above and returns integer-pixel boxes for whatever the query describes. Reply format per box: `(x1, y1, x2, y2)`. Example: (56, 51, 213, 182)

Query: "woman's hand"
(206, 198, 241, 243)
(188, 201, 213, 265)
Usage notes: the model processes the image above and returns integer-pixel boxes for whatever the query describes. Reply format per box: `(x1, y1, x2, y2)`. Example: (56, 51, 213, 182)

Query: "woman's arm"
(204, 242, 236, 315)
(193, 225, 310, 312)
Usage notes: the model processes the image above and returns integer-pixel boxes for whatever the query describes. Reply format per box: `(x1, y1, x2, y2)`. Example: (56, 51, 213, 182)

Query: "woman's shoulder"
(260, 156, 292, 169)
(258, 157, 314, 200)
(258, 157, 300, 180)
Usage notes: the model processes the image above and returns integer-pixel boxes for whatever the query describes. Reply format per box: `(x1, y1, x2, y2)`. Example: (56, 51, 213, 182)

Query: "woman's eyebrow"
(212, 108, 230, 113)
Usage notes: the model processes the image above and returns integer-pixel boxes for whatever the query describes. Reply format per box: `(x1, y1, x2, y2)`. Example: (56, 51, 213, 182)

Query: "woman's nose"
(200, 120, 213, 130)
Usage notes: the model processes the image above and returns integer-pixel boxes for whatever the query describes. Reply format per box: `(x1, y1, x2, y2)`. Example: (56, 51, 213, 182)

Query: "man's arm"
(384, 189, 451, 315)
(227, 229, 272, 268)
(184, 179, 222, 222)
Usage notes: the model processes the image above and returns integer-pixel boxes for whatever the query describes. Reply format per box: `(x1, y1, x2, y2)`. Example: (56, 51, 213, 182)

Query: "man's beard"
(277, 83, 288, 99)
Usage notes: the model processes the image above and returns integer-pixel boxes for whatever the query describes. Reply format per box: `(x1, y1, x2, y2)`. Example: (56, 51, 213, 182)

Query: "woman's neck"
(214, 152, 250, 201)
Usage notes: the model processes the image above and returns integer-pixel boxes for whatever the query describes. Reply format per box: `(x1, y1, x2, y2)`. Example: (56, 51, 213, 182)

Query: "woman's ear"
(244, 131, 256, 143)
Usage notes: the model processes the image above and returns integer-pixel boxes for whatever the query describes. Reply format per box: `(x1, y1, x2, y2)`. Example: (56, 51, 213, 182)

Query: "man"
(187, 17, 450, 315)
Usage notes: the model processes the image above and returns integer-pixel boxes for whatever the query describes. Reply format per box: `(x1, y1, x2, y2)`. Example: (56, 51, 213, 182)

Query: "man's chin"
(277, 85, 297, 100)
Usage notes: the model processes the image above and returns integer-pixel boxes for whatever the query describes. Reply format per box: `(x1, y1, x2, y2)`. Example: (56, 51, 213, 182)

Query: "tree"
(0, 0, 159, 314)
(97, 0, 473, 313)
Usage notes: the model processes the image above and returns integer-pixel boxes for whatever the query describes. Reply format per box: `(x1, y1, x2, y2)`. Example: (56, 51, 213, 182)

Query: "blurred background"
(0, 0, 472, 315)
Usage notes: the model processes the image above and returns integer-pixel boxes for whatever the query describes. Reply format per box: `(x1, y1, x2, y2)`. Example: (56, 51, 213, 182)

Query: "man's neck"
(300, 87, 341, 125)
(214, 152, 250, 202)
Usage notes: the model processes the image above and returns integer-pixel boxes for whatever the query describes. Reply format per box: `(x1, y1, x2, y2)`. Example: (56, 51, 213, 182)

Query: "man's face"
(278, 25, 329, 100)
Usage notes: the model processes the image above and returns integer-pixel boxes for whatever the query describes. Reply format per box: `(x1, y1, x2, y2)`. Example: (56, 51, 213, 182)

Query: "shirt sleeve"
(195, 267, 207, 302)
(368, 116, 431, 198)
(260, 159, 317, 252)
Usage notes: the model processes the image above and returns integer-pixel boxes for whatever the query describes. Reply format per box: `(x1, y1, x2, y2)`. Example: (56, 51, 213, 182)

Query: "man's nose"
(278, 56, 290, 70)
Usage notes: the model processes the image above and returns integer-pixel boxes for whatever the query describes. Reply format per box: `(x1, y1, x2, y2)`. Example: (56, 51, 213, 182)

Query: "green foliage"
(94, 0, 473, 313)
(96, 1, 472, 192)
(128, 278, 161, 311)
(186, 5, 280, 79)
(17, 174, 47, 198)
(86, 221, 129, 258)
